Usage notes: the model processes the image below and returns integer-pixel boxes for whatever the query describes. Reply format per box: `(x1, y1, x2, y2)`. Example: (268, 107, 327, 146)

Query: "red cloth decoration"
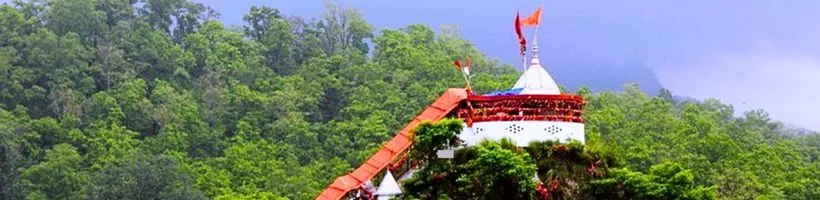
(588, 162, 598, 176)
(515, 12, 527, 55)
(453, 60, 462, 70)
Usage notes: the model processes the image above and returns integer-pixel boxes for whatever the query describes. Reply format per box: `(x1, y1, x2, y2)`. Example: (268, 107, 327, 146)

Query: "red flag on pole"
(515, 12, 524, 40)
(515, 12, 527, 55)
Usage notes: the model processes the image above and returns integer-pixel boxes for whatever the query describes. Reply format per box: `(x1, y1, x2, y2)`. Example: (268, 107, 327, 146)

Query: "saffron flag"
(522, 7, 543, 27)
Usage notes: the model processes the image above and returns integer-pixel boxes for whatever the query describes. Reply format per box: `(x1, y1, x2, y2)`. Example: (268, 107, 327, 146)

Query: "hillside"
(0, 1, 816, 200)
(551, 63, 663, 96)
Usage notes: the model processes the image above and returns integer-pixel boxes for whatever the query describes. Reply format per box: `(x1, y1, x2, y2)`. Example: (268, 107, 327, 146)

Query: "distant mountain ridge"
(545, 63, 664, 96)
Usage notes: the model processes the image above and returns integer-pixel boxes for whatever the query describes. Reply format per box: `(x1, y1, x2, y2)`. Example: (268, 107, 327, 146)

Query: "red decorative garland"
(537, 181, 550, 199)
(454, 97, 586, 124)
(536, 176, 562, 200)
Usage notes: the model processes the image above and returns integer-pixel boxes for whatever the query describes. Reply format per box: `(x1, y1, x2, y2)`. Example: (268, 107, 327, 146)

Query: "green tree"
(457, 141, 538, 200)
(172, 1, 217, 44)
(22, 144, 88, 200)
(591, 162, 717, 200)
(0, 107, 31, 200)
(87, 150, 205, 200)
(148, 79, 219, 157)
(43, 0, 104, 45)
(21, 29, 95, 117)
(318, 1, 373, 54)
(94, 0, 136, 28)
(242, 6, 295, 74)
(404, 120, 537, 200)
(138, 0, 183, 33)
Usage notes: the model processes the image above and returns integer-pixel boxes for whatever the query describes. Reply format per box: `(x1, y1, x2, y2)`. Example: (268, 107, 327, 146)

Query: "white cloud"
(656, 43, 820, 131)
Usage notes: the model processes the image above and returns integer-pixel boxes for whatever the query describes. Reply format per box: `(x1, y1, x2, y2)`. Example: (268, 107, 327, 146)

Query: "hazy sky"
(199, 0, 818, 130)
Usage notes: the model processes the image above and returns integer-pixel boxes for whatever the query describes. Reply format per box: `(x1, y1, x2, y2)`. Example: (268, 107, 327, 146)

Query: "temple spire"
(530, 13, 542, 66)
(530, 36, 540, 66)
(512, 17, 560, 95)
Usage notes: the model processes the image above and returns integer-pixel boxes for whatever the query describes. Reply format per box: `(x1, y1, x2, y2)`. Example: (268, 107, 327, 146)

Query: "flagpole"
(521, 46, 527, 88)
(529, 4, 544, 88)
(533, 4, 543, 56)
(523, 53, 528, 70)
(522, 31, 528, 84)
(462, 68, 471, 89)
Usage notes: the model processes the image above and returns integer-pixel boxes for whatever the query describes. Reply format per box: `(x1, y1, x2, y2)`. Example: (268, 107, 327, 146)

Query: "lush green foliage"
(405, 121, 715, 200)
(584, 86, 819, 199)
(409, 119, 463, 164)
(591, 162, 717, 200)
(0, 0, 816, 199)
(405, 121, 538, 200)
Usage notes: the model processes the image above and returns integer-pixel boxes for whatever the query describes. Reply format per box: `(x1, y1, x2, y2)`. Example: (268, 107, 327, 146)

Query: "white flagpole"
(525, 5, 544, 89)
(521, 39, 527, 89)
(519, 4, 544, 88)
(533, 4, 543, 55)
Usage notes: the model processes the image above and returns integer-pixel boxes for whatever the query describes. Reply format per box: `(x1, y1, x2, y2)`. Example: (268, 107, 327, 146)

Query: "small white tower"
(512, 40, 562, 95)
(375, 171, 402, 200)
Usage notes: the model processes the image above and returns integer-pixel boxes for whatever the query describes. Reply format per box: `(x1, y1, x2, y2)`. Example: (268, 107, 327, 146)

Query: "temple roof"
(511, 41, 561, 95)
(375, 171, 402, 196)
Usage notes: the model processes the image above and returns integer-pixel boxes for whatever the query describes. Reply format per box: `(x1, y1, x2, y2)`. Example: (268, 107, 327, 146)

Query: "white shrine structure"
(457, 40, 586, 146)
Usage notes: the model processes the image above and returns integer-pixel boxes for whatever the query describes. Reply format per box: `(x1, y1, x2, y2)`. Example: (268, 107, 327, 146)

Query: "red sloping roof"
(316, 88, 468, 200)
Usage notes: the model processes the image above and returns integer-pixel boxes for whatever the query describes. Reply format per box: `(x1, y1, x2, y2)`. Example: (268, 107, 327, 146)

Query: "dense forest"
(0, 0, 816, 199)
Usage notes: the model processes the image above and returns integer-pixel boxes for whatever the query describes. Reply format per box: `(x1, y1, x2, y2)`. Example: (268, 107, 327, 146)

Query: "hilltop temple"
(317, 9, 586, 200)
(455, 40, 585, 147)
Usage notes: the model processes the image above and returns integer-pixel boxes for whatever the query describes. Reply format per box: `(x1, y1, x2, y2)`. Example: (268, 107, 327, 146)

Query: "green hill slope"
(0, 1, 815, 199)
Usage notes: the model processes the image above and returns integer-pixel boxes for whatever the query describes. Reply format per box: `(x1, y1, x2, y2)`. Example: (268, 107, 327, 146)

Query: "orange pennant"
(453, 60, 462, 70)
(522, 7, 543, 27)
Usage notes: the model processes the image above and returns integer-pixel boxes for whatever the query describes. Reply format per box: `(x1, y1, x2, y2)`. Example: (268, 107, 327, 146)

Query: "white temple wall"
(459, 121, 584, 146)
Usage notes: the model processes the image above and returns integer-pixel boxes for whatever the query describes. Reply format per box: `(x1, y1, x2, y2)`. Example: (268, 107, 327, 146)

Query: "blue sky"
(199, 0, 819, 130)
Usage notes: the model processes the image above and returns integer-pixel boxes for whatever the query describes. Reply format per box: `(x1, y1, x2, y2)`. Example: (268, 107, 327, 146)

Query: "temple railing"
(456, 94, 586, 124)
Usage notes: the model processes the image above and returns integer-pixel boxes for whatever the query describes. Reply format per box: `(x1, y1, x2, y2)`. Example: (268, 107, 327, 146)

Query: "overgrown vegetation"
(0, 0, 816, 199)
(405, 121, 717, 199)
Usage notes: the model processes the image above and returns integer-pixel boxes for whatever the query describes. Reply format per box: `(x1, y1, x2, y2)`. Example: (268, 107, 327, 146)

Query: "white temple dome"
(375, 171, 402, 198)
(511, 56, 561, 95)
